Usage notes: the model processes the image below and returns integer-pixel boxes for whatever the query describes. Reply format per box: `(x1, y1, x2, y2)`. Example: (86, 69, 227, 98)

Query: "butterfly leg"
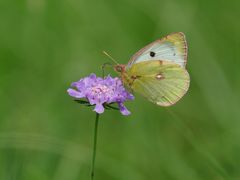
(101, 62, 113, 78)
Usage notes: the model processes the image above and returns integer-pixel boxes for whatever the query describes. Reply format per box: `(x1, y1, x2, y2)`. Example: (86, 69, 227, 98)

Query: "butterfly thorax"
(114, 64, 140, 89)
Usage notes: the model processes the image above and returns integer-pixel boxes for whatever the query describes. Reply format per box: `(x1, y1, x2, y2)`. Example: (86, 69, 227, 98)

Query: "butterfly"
(113, 32, 190, 106)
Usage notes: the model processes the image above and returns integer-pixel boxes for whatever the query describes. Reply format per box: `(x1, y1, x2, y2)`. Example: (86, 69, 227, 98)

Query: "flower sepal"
(74, 99, 93, 106)
(74, 99, 120, 110)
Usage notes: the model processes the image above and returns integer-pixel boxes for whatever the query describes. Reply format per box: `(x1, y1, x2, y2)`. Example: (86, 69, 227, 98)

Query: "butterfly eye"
(116, 66, 122, 72)
(150, 51, 156, 57)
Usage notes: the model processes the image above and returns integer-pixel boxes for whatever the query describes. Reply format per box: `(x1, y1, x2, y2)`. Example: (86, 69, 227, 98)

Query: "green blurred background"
(0, 0, 239, 179)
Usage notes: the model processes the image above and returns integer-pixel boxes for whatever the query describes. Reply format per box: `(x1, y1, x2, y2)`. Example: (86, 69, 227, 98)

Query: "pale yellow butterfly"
(113, 32, 190, 106)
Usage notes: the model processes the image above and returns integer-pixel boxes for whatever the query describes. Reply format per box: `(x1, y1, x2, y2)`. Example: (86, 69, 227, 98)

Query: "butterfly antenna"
(102, 51, 119, 65)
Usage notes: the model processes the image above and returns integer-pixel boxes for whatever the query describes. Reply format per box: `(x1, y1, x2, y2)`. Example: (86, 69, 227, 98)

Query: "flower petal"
(72, 80, 85, 91)
(94, 103, 105, 114)
(118, 103, 131, 116)
(127, 93, 135, 100)
(67, 88, 84, 98)
(89, 73, 97, 79)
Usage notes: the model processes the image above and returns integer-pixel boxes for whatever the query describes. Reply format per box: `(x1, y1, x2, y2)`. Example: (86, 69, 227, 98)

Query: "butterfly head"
(114, 64, 126, 73)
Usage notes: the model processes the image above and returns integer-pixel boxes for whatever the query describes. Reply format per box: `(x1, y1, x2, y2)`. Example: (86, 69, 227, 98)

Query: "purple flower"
(67, 73, 134, 115)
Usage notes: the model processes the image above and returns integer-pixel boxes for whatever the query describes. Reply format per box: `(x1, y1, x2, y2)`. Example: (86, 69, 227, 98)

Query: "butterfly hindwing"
(127, 32, 187, 69)
(126, 60, 190, 106)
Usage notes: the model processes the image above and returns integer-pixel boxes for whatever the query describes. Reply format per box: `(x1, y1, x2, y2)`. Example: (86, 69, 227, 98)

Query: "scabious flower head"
(67, 73, 134, 115)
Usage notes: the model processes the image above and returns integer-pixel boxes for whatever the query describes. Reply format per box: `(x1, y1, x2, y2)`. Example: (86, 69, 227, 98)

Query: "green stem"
(91, 113, 100, 180)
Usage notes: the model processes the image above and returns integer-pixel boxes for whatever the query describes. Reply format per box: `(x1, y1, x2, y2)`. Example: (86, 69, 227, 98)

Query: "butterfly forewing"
(127, 32, 187, 69)
(127, 60, 190, 106)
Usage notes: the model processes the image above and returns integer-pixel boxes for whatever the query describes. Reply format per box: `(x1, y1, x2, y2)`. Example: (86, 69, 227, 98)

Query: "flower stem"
(91, 113, 100, 180)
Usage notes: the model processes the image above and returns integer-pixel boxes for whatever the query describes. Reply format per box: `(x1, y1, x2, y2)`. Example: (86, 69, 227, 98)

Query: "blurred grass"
(0, 0, 240, 179)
